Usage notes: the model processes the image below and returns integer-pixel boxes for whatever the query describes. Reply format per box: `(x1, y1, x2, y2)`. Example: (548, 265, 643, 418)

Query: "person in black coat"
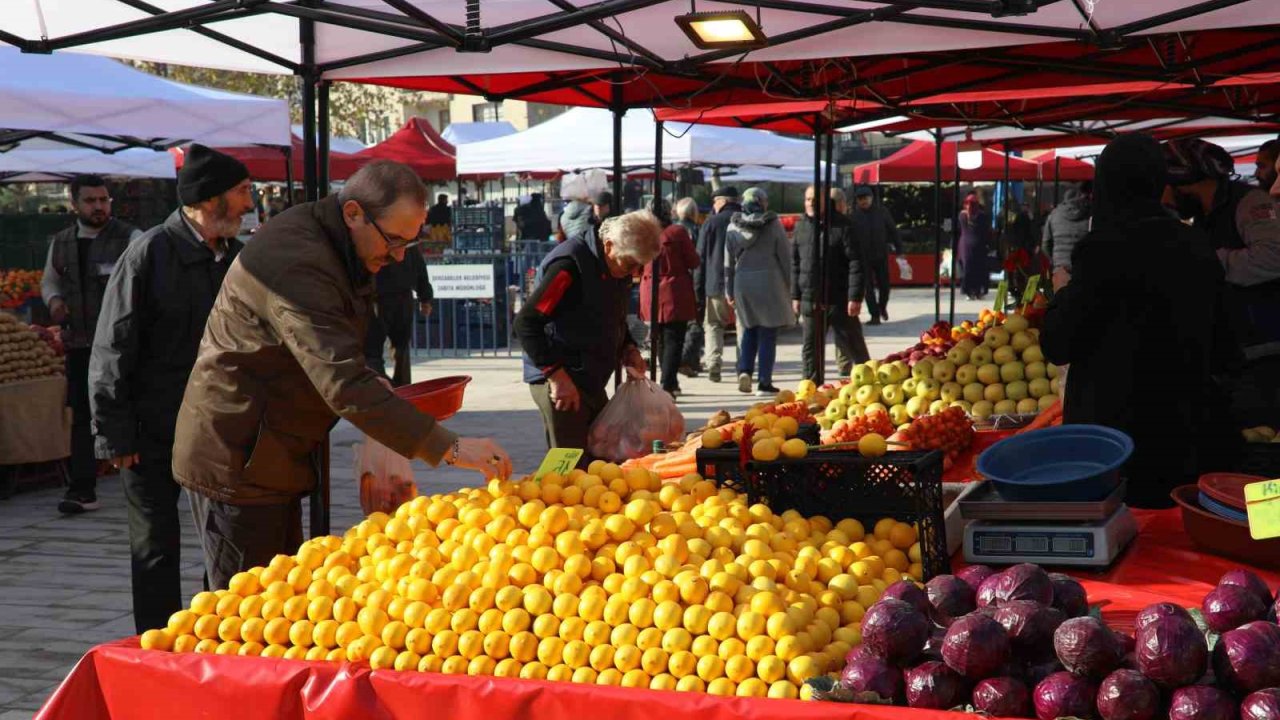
(792, 186, 869, 382)
(1041, 134, 1238, 509)
(694, 186, 741, 383)
(365, 247, 434, 387)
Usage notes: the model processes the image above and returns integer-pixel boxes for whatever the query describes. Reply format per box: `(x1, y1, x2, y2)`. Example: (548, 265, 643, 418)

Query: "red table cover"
(35, 509, 1280, 720)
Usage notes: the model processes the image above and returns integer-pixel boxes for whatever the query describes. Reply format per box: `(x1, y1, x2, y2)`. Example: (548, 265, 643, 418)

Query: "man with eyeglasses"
(41, 174, 141, 514)
(172, 160, 511, 591)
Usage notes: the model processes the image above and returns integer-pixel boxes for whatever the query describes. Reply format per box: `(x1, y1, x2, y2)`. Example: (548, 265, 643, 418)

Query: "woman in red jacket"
(640, 198, 701, 398)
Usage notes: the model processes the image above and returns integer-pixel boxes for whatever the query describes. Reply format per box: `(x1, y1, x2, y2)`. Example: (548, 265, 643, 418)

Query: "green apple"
(932, 360, 956, 383)
(916, 378, 941, 401)
(902, 377, 919, 396)
(855, 383, 882, 406)
(946, 346, 970, 365)
(839, 384, 858, 404)
(889, 404, 910, 426)
(1050, 377, 1061, 394)
(956, 338, 978, 353)
(866, 359, 881, 371)
(1010, 331, 1034, 353)
(1016, 398, 1039, 414)
(818, 416, 834, 430)
(950, 400, 973, 414)
(984, 383, 1006, 403)
(865, 402, 888, 417)
(977, 363, 1001, 385)
(1025, 361, 1047, 381)
(881, 383, 904, 406)
(955, 364, 978, 385)
(1003, 314, 1030, 333)
(940, 382, 963, 403)
(825, 401, 846, 420)
(1028, 378, 1051, 398)
(971, 400, 994, 420)
(1000, 362, 1025, 383)
(912, 359, 935, 380)
(994, 399, 1018, 415)
(970, 346, 994, 366)
(992, 345, 1017, 365)
(1047, 363, 1060, 379)
(1023, 345, 1044, 364)
(852, 363, 877, 386)
(847, 404, 864, 421)
(876, 364, 899, 386)
(983, 327, 1011, 349)
(963, 382, 986, 403)
(929, 399, 947, 415)
(1038, 394, 1057, 411)
(905, 396, 928, 418)
(1005, 380, 1029, 401)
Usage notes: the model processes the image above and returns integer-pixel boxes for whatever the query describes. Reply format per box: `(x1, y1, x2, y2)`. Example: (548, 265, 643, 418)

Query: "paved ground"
(0, 288, 984, 716)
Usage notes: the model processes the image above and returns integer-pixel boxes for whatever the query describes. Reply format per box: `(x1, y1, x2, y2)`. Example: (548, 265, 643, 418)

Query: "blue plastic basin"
(977, 425, 1134, 502)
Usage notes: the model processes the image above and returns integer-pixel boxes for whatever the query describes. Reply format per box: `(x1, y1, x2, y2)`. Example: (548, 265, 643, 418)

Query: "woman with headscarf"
(1041, 134, 1237, 509)
(958, 192, 991, 300)
(725, 187, 792, 396)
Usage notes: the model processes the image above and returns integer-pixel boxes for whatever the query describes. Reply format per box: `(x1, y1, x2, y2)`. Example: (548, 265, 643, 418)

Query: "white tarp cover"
(726, 164, 831, 185)
(2, 1, 1277, 79)
(458, 107, 811, 174)
(443, 122, 519, 146)
(0, 46, 290, 148)
(0, 147, 175, 180)
(291, 124, 366, 153)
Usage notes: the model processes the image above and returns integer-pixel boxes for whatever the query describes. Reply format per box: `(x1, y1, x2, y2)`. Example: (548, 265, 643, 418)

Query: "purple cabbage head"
(926, 574, 977, 625)
(995, 563, 1055, 606)
(1134, 614, 1208, 689)
(1033, 671, 1097, 720)
(1211, 621, 1280, 694)
(1241, 689, 1280, 720)
(904, 660, 968, 710)
(977, 572, 1004, 608)
(1049, 573, 1089, 618)
(881, 580, 932, 617)
(1167, 685, 1236, 720)
(995, 600, 1066, 661)
(1218, 569, 1274, 607)
(1095, 669, 1160, 720)
(1202, 584, 1268, 633)
(1132, 602, 1193, 634)
(941, 613, 1010, 680)
(921, 628, 946, 661)
(972, 676, 1030, 718)
(840, 653, 904, 704)
(860, 597, 930, 667)
(1023, 659, 1065, 687)
(1054, 617, 1124, 681)
(956, 565, 998, 593)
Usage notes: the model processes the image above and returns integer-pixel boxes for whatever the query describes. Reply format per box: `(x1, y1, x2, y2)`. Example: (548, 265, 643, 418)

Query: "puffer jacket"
(558, 200, 595, 242)
(1042, 188, 1092, 270)
(725, 211, 793, 329)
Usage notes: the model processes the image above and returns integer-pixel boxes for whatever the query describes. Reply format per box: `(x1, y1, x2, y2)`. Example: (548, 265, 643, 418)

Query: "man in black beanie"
(89, 143, 253, 633)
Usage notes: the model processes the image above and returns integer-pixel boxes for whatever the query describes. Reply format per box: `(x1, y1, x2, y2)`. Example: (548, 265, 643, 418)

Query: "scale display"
(963, 507, 1137, 568)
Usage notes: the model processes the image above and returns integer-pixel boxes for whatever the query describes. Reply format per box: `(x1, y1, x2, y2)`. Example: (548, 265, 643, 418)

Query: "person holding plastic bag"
(517, 210, 662, 463)
(588, 369, 685, 461)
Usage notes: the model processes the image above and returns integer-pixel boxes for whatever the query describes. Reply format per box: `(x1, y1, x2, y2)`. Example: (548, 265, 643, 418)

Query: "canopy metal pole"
(1053, 157, 1062, 206)
(282, 144, 295, 207)
(812, 114, 827, 386)
(933, 131, 942, 322)
(649, 119, 663, 383)
(1001, 142, 1011, 256)
(612, 86, 624, 389)
(317, 79, 330, 196)
(299, 17, 318, 203)
(949, 163, 960, 326)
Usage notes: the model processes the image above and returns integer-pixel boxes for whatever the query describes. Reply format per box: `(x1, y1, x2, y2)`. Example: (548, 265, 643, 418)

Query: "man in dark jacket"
(173, 160, 510, 591)
(426, 193, 452, 228)
(1042, 182, 1092, 271)
(694, 186, 741, 383)
(792, 187, 869, 382)
(365, 247, 433, 387)
(851, 186, 901, 325)
(41, 174, 141, 514)
(515, 193, 553, 241)
(88, 145, 252, 633)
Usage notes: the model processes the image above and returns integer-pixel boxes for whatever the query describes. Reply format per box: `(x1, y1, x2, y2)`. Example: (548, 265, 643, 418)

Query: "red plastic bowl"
(394, 376, 471, 421)
(1171, 484, 1280, 569)
(1197, 472, 1262, 512)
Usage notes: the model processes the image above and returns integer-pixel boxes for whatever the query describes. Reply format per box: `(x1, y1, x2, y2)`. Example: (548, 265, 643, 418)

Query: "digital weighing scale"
(959, 482, 1138, 567)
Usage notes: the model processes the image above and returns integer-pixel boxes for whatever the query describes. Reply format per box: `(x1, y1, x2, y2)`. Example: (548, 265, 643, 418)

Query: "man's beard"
(208, 197, 244, 238)
(78, 210, 109, 229)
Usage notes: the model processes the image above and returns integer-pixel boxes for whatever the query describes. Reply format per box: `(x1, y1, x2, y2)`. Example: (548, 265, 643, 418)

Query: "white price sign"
(428, 264, 495, 299)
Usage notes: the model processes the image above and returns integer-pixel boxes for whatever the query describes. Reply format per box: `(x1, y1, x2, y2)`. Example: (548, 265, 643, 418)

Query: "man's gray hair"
(338, 160, 426, 219)
(599, 210, 661, 264)
(674, 197, 698, 223)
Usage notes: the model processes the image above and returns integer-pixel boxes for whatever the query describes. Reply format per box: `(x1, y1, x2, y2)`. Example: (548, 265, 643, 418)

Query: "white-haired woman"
(517, 210, 662, 459)
(725, 187, 792, 396)
(639, 200, 701, 398)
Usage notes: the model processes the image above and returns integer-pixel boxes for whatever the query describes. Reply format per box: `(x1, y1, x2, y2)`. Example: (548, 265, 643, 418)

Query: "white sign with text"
(428, 264, 495, 299)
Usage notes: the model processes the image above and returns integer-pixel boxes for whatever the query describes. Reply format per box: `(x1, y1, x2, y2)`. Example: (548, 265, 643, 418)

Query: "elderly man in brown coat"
(173, 160, 510, 590)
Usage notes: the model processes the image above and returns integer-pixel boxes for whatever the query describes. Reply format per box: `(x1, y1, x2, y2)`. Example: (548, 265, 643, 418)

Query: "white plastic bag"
(560, 169, 608, 201)
(587, 370, 685, 461)
(355, 435, 417, 515)
(895, 255, 913, 282)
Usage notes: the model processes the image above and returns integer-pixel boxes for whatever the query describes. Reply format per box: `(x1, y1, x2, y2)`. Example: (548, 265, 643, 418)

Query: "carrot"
(1021, 399, 1062, 433)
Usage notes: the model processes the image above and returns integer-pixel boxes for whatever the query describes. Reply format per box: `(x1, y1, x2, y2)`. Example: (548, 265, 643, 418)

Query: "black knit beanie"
(179, 144, 250, 206)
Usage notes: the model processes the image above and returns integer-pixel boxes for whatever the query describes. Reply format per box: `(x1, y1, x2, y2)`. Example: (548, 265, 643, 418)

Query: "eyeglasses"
(359, 203, 422, 252)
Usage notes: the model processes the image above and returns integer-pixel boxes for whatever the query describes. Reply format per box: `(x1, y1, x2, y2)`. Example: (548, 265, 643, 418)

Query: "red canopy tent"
(356, 118, 456, 181)
(1031, 151, 1094, 181)
(175, 137, 367, 184)
(852, 141, 1039, 184)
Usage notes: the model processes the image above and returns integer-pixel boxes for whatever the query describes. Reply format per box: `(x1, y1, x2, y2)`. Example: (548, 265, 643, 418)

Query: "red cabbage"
(882, 580, 932, 617)
(1033, 671, 1097, 720)
(1024, 659, 1065, 687)
(1049, 573, 1090, 618)
(1218, 569, 1274, 607)
(1095, 669, 1159, 720)
(1211, 621, 1280, 694)
(904, 660, 968, 710)
(1202, 584, 1268, 633)
(1054, 617, 1124, 680)
(840, 653, 904, 704)
(995, 563, 1055, 606)
(942, 613, 1010, 680)
(1134, 614, 1207, 689)
(977, 572, 1004, 608)
(927, 574, 977, 625)
(972, 676, 1030, 718)
(1168, 685, 1236, 720)
(1132, 602, 1192, 634)
(860, 598, 930, 667)
(845, 645, 875, 666)
(921, 628, 946, 661)
(956, 564, 998, 593)
(1240, 689, 1280, 720)
(996, 600, 1066, 661)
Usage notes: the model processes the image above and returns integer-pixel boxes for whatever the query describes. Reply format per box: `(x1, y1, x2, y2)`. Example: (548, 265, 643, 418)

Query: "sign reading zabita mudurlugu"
(427, 264, 496, 299)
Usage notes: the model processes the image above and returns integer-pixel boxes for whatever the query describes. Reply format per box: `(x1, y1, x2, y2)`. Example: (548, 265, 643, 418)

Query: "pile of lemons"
(701, 406, 811, 463)
(141, 464, 923, 700)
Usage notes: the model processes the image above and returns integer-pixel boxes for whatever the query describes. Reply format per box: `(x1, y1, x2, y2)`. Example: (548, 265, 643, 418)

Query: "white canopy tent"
(0, 147, 175, 181)
(457, 107, 811, 175)
(442, 121, 518, 146)
(723, 164, 831, 185)
(290, 124, 365, 153)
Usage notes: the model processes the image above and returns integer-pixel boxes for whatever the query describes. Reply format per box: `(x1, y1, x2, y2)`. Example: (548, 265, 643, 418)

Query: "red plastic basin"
(394, 376, 471, 421)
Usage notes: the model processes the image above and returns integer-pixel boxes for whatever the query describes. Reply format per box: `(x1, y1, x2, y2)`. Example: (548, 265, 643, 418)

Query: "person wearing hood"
(694, 186, 742, 383)
(515, 193, 552, 241)
(557, 198, 595, 243)
(958, 192, 992, 300)
(1041, 134, 1236, 509)
(1041, 182, 1092, 272)
(725, 187, 792, 396)
(639, 199, 700, 398)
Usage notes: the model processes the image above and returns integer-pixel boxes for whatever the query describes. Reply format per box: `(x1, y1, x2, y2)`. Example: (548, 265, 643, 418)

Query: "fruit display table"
(37, 508, 1277, 720)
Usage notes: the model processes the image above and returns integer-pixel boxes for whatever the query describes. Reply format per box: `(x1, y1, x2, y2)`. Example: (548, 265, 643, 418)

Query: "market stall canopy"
(176, 136, 367, 183)
(292, 124, 366, 153)
(898, 117, 1280, 152)
(442, 122, 518, 146)
(0, 147, 176, 182)
(1030, 151, 1093, 181)
(356, 118, 455, 181)
(852, 141, 1039, 183)
(0, 46, 290, 151)
(724, 164, 833, 185)
(456, 107, 811, 175)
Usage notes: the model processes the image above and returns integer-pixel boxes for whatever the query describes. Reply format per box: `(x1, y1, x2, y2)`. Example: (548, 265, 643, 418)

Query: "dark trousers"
(801, 304, 870, 382)
(529, 381, 609, 466)
(864, 256, 891, 320)
(189, 491, 303, 592)
(365, 293, 415, 387)
(659, 321, 688, 392)
(681, 321, 704, 369)
(123, 454, 183, 633)
(65, 347, 96, 498)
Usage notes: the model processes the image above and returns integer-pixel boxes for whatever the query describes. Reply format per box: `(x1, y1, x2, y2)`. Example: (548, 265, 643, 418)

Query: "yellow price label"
(1243, 479, 1280, 540)
(533, 448, 583, 481)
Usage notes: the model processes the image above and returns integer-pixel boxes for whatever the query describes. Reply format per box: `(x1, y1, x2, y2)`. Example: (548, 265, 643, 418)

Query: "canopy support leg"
(317, 79, 330, 197)
(649, 119, 663, 384)
(933, 131, 942, 322)
(811, 114, 827, 387)
(949, 163, 960, 327)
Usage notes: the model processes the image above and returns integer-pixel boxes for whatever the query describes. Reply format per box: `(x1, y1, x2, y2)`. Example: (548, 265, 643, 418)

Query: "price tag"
(1020, 275, 1041, 306)
(1244, 479, 1280, 540)
(993, 280, 1008, 312)
(533, 448, 583, 481)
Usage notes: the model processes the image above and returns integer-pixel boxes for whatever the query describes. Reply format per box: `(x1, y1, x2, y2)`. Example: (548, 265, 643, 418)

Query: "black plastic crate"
(454, 206, 504, 228)
(695, 423, 820, 499)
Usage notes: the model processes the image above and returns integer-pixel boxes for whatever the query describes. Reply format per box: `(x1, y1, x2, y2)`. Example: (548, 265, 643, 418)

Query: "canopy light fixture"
(958, 130, 984, 170)
(676, 6, 767, 50)
(836, 115, 910, 133)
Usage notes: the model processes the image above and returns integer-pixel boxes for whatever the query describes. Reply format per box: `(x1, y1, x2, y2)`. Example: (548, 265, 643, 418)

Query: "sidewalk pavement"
(0, 288, 984, 716)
